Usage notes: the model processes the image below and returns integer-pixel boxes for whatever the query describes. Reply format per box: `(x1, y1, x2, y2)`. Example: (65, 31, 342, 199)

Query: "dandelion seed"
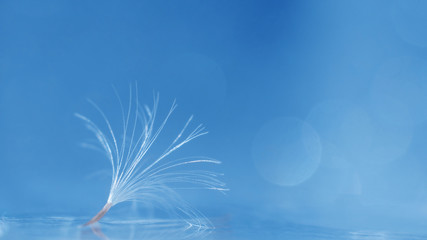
(76, 87, 227, 227)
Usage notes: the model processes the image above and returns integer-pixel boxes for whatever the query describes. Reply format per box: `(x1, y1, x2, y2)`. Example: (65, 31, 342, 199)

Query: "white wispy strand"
(76, 87, 227, 227)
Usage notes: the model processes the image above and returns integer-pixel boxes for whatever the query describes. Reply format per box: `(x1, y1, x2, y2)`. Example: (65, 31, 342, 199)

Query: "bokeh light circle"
(252, 117, 322, 187)
(370, 56, 427, 126)
(307, 100, 413, 166)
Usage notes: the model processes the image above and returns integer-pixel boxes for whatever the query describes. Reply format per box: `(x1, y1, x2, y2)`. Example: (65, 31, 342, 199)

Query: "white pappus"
(75, 88, 227, 228)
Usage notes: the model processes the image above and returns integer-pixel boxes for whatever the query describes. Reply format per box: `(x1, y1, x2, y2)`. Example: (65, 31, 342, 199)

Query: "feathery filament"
(76, 89, 226, 227)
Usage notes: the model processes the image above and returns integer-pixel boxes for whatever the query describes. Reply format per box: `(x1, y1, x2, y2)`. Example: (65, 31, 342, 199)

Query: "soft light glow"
(252, 117, 322, 186)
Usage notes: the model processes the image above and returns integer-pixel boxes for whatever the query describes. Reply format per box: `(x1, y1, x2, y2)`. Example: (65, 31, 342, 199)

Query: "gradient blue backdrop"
(1, 0, 427, 234)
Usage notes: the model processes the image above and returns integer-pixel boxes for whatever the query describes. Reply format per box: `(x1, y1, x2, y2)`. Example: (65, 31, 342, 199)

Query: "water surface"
(1, 216, 426, 240)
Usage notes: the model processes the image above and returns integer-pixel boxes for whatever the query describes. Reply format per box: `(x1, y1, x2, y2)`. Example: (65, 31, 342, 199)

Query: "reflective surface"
(0, 217, 212, 240)
(1, 217, 427, 240)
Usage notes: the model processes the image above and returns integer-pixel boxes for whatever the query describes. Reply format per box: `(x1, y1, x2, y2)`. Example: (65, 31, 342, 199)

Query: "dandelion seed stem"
(84, 202, 112, 226)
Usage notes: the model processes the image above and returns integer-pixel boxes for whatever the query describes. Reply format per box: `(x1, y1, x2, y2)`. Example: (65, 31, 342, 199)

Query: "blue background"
(2, 0, 427, 234)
